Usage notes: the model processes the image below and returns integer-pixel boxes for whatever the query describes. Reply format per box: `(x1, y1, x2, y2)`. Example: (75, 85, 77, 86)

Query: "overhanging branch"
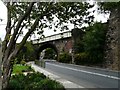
(4, 2, 34, 59)
(3, 2, 34, 66)
(6, 16, 40, 66)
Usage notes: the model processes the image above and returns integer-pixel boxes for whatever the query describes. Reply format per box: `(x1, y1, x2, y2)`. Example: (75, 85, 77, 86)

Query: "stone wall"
(64, 38, 72, 54)
(0, 38, 2, 76)
(71, 28, 85, 54)
(104, 8, 120, 70)
(54, 37, 72, 54)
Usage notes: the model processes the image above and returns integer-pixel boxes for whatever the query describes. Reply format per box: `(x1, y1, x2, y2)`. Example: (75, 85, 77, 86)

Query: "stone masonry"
(104, 8, 120, 70)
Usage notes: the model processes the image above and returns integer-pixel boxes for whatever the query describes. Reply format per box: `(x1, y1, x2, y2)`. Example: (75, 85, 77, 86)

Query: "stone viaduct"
(32, 31, 73, 60)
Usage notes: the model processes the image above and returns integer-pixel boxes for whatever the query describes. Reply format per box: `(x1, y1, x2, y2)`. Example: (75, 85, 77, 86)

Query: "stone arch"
(37, 43, 59, 60)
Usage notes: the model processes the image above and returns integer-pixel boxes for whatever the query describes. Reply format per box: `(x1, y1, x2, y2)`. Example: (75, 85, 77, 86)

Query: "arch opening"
(37, 43, 59, 61)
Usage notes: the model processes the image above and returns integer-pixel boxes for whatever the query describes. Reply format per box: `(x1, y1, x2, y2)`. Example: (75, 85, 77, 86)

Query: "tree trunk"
(1, 3, 35, 89)
(2, 55, 13, 90)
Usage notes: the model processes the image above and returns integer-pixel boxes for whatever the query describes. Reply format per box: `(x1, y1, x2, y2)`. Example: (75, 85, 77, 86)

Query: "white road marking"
(47, 63, 120, 80)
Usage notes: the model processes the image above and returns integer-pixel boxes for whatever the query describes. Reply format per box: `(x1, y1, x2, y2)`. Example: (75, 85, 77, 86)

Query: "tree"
(1, 2, 94, 89)
(83, 22, 107, 64)
(15, 41, 36, 63)
(44, 48, 57, 59)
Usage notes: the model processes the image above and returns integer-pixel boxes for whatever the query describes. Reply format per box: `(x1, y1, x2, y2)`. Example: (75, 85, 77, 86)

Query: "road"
(44, 61, 120, 89)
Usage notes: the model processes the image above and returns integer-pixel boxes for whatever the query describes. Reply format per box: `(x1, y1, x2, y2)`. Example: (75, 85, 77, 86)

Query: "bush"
(25, 72, 46, 83)
(8, 74, 26, 90)
(74, 52, 89, 65)
(8, 72, 65, 90)
(25, 78, 65, 90)
(12, 64, 33, 74)
(59, 52, 72, 63)
(8, 79, 23, 90)
(74, 52, 104, 65)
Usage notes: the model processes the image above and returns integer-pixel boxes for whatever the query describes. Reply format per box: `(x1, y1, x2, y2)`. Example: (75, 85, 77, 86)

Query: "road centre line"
(46, 63, 120, 80)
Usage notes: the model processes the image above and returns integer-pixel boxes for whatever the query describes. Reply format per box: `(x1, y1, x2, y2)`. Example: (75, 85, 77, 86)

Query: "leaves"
(98, 2, 120, 13)
(9, 2, 94, 41)
(16, 41, 35, 62)
(83, 22, 107, 62)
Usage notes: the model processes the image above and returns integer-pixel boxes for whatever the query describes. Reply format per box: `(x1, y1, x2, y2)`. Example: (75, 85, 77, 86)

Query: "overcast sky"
(0, 1, 7, 41)
(0, 1, 109, 42)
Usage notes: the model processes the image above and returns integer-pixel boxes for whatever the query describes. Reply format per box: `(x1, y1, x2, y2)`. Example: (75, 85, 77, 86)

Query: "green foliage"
(8, 78, 23, 90)
(59, 52, 72, 63)
(83, 22, 107, 64)
(8, 72, 65, 90)
(74, 52, 89, 65)
(8, 74, 26, 90)
(12, 64, 33, 74)
(44, 48, 57, 59)
(98, 2, 120, 12)
(25, 78, 65, 90)
(9, 2, 94, 39)
(72, 22, 107, 65)
(16, 41, 36, 63)
(24, 72, 46, 84)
